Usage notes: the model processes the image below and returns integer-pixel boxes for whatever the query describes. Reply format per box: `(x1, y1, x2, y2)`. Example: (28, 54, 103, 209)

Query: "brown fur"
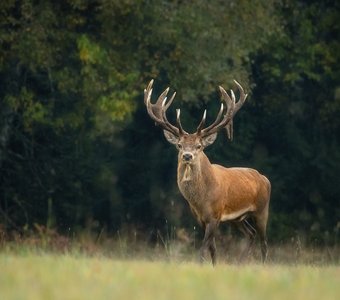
(173, 134, 271, 265)
(144, 79, 271, 265)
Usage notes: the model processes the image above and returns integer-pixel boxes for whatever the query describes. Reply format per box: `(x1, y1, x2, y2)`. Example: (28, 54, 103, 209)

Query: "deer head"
(144, 79, 248, 165)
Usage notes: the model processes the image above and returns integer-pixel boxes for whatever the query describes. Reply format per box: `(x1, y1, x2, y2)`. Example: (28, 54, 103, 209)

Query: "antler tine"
(233, 80, 248, 115)
(165, 91, 176, 111)
(150, 86, 170, 117)
(176, 109, 186, 135)
(198, 103, 224, 134)
(220, 86, 235, 115)
(144, 79, 154, 104)
(196, 109, 207, 134)
(161, 98, 184, 134)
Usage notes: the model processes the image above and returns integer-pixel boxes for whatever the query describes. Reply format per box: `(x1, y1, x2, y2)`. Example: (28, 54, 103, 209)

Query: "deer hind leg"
(254, 205, 269, 263)
(200, 220, 218, 266)
(237, 218, 257, 262)
(209, 237, 217, 265)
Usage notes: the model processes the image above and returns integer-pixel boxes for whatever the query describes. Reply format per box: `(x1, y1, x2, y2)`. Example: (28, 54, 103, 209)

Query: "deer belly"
(220, 206, 255, 222)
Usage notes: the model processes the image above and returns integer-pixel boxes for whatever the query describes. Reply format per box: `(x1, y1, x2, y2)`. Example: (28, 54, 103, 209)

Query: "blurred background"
(0, 0, 339, 250)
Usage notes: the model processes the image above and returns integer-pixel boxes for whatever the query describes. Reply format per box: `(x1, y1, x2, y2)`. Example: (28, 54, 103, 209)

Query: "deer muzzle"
(182, 152, 193, 162)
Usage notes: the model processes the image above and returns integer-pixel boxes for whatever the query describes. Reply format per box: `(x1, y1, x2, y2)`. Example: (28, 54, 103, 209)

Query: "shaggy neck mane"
(178, 152, 216, 187)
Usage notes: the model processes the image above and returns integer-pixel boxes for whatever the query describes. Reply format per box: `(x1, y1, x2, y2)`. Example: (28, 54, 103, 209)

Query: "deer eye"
(177, 143, 182, 149)
(196, 144, 202, 150)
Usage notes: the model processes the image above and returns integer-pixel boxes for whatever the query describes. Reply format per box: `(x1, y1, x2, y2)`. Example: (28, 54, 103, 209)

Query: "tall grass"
(1, 225, 339, 300)
(0, 224, 339, 265)
(0, 253, 339, 300)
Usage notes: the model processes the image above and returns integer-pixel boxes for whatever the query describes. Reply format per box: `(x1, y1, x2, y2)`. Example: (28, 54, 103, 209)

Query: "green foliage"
(0, 0, 339, 245)
(5, 88, 50, 131)
(138, 0, 279, 103)
(251, 0, 340, 241)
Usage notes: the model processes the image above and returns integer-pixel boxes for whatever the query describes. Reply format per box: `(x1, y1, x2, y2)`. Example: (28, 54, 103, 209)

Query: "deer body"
(144, 79, 271, 265)
(178, 154, 270, 226)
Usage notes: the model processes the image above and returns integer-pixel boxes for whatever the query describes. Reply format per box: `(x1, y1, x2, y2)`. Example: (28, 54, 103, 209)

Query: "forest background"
(0, 0, 339, 250)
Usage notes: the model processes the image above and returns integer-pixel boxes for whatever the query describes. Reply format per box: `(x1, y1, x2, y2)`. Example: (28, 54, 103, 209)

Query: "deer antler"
(144, 79, 187, 136)
(198, 80, 247, 140)
(144, 79, 247, 140)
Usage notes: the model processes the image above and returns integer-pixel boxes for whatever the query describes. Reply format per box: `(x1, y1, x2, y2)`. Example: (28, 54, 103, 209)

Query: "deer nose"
(182, 153, 193, 161)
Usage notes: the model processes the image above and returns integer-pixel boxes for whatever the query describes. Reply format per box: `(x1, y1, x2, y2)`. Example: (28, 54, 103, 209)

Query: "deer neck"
(177, 152, 217, 201)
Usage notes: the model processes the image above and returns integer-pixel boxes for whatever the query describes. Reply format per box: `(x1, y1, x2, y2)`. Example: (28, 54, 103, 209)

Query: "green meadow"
(0, 253, 339, 300)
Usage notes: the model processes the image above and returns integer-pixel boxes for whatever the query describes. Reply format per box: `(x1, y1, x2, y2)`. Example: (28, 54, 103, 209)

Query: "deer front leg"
(200, 220, 218, 266)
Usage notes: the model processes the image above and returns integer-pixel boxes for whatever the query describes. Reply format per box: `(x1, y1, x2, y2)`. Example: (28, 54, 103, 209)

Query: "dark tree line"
(0, 0, 339, 243)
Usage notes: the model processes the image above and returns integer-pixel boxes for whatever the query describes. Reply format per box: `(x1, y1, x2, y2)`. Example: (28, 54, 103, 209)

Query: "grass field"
(0, 252, 339, 300)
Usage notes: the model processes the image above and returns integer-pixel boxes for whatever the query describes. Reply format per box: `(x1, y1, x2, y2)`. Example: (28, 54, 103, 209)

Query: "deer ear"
(202, 133, 217, 148)
(163, 130, 179, 145)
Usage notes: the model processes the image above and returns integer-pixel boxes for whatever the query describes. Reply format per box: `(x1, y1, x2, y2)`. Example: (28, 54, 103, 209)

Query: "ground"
(0, 253, 339, 300)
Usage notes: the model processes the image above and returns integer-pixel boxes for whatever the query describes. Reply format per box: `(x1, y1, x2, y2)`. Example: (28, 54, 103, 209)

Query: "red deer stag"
(144, 79, 271, 265)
